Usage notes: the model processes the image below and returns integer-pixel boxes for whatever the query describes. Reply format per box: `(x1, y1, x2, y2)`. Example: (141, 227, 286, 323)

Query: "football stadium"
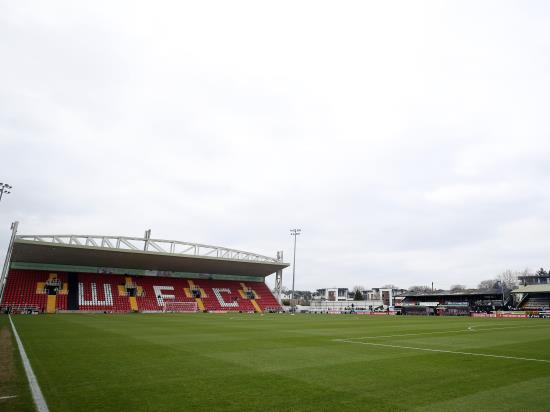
(0, 230, 287, 315)
(1, 226, 550, 412)
(3, 3, 550, 411)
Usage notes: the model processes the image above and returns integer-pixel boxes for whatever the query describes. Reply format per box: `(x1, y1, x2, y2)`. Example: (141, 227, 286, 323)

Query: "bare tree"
(498, 270, 518, 290)
(491, 270, 521, 304)
(478, 279, 498, 289)
(478, 270, 526, 292)
(352, 285, 365, 293)
(450, 284, 466, 291)
(520, 268, 532, 277)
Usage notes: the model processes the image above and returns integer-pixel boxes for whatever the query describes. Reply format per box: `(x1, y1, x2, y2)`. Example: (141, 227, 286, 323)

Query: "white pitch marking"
(342, 324, 545, 340)
(9, 316, 49, 412)
(336, 339, 550, 363)
(342, 329, 468, 340)
(468, 325, 543, 332)
(0, 395, 18, 400)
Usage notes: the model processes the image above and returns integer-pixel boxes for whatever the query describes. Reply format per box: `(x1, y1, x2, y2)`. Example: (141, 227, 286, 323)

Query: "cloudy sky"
(1, 1, 550, 291)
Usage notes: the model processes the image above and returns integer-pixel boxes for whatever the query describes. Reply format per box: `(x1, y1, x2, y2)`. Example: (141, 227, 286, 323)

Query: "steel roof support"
(15, 234, 282, 263)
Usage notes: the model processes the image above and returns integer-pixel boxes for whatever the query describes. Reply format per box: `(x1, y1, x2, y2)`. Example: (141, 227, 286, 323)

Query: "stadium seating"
(520, 295, 550, 310)
(249, 282, 281, 312)
(78, 273, 132, 312)
(1, 269, 281, 313)
(1, 270, 68, 312)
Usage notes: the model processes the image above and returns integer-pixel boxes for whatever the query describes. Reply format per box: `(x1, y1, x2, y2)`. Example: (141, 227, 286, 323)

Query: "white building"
(314, 288, 351, 302)
(310, 286, 407, 311)
(363, 287, 406, 308)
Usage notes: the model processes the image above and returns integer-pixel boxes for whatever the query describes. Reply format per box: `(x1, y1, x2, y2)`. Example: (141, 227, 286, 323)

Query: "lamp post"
(0, 183, 12, 202)
(290, 228, 301, 312)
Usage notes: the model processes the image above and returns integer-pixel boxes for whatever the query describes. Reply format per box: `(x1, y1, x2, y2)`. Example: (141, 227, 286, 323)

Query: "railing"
(15, 234, 281, 264)
(1, 304, 40, 313)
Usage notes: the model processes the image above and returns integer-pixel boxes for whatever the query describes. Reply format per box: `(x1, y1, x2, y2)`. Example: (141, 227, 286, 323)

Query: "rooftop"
(401, 289, 502, 297)
(10, 234, 289, 278)
(511, 284, 550, 294)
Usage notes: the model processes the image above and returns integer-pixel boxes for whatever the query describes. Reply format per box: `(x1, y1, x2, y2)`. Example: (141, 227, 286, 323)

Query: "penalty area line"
(9, 315, 49, 412)
(334, 339, 550, 363)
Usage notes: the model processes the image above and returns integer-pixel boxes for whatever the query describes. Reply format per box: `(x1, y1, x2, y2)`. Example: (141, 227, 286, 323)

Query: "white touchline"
(9, 315, 49, 412)
(335, 339, 550, 364)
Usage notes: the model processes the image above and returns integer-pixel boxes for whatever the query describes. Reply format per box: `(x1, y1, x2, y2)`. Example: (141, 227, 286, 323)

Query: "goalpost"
(164, 301, 199, 313)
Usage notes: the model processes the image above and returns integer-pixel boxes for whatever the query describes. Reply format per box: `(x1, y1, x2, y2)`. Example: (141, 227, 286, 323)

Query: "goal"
(164, 301, 198, 313)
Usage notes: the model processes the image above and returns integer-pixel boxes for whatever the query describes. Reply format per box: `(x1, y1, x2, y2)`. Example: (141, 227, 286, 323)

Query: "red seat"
(1, 270, 281, 313)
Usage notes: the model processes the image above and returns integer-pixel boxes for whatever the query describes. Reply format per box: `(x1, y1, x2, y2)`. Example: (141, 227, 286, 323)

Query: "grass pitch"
(3, 313, 550, 411)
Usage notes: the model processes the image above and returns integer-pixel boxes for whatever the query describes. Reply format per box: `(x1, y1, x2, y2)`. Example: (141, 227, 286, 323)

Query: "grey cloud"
(2, 1, 550, 292)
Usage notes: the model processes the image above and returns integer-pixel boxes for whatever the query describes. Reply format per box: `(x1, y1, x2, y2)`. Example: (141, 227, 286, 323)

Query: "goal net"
(164, 301, 198, 313)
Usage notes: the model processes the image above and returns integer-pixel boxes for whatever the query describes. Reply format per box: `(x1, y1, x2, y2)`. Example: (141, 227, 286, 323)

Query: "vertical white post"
(275, 251, 283, 303)
(0, 221, 19, 304)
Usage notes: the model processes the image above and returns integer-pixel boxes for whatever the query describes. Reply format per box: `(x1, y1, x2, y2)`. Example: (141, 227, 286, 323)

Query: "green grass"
(5, 313, 550, 411)
(0, 316, 35, 412)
